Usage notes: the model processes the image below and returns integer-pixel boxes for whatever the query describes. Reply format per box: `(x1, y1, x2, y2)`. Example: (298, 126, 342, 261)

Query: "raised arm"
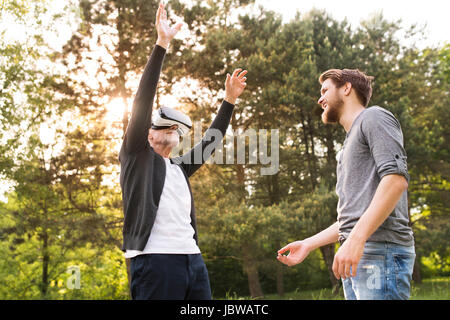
(121, 3, 182, 154)
(173, 69, 247, 176)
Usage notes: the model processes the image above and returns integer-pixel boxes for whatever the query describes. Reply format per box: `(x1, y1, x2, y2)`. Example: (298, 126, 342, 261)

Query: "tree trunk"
(276, 264, 284, 297)
(40, 230, 49, 298)
(125, 258, 132, 298)
(270, 175, 283, 297)
(320, 243, 340, 293)
(244, 260, 264, 299)
(242, 247, 264, 299)
(412, 254, 422, 284)
(269, 173, 281, 205)
(117, 4, 129, 139)
(408, 195, 421, 284)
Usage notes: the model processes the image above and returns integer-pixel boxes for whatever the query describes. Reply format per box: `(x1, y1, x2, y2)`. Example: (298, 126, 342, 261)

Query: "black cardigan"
(119, 45, 235, 251)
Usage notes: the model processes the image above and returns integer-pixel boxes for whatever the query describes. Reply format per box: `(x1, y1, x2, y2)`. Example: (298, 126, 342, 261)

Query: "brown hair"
(319, 69, 374, 107)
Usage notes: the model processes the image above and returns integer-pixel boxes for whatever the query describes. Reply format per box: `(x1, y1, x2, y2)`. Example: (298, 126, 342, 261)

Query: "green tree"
(0, 0, 125, 299)
(188, 7, 449, 296)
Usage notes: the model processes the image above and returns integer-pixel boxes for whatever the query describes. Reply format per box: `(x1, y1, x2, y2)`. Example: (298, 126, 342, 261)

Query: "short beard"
(322, 97, 344, 124)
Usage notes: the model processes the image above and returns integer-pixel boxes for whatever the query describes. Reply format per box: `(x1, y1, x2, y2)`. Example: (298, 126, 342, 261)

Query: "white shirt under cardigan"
(125, 158, 201, 259)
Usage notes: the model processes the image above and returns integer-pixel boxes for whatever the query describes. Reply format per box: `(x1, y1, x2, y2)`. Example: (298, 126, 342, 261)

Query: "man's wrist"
(346, 228, 368, 245)
(156, 38, 170, 50)
(224, 96, 236, 105)
(302, 239, 315, 252)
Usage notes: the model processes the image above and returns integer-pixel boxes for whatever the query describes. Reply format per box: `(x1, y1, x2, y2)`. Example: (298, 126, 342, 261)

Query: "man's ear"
(343, 82, 352, 96)
(148, 131, 155, 148)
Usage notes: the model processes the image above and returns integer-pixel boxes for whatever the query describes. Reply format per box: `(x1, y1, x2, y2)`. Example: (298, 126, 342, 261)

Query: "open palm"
(156, 3, 182, 43)
(225, 69, 248, 104)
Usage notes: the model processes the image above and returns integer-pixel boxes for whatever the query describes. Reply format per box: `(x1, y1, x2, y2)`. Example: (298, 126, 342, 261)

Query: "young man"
(119, 3, 247, 300)
(277, 69, 415, 300)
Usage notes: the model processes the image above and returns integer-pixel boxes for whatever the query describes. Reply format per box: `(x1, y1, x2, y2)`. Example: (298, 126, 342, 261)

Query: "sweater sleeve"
(171, 100, 235, 177)
(121, 45, 166, 154)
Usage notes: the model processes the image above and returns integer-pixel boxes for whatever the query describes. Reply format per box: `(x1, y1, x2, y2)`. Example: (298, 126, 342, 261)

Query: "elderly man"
(119, 3, 247, 300)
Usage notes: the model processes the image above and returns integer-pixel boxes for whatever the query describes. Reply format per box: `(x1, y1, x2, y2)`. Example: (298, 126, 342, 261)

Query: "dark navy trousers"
(130, 253, 212, 300)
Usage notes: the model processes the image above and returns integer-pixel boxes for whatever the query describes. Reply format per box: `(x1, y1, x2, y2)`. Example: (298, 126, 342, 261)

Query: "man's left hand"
(224, 68, 247, 105)
(332, 237, 365, 279)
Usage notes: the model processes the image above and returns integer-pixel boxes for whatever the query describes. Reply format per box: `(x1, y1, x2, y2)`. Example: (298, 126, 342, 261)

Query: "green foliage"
(0, 0, 448, 299)
(0, 0, 126, 299)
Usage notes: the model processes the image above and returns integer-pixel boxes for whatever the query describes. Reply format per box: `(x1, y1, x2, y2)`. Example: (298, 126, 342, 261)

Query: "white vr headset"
(151, 106, 192, 136)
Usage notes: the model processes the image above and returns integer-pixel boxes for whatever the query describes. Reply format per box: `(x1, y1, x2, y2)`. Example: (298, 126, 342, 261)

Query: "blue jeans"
(342, 242, 415, 300)
(130, 253, 212, 300)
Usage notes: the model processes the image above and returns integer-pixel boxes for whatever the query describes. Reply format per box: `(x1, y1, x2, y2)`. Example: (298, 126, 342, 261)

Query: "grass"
(409, 277, 450, 300)
(225, 277, 450, 300)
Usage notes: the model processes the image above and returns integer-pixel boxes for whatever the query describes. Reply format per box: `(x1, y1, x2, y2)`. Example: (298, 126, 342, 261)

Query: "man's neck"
(150, 144, 172, 158)
(339, 102, 366, 133)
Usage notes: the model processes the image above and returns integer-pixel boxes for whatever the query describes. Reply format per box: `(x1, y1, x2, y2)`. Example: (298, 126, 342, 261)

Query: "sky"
(256, 0, 449, 48)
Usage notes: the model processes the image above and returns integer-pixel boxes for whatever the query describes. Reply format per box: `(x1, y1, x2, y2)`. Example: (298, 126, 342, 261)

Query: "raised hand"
(156, 2, 183, 49)
(225, 68, 248, 105)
